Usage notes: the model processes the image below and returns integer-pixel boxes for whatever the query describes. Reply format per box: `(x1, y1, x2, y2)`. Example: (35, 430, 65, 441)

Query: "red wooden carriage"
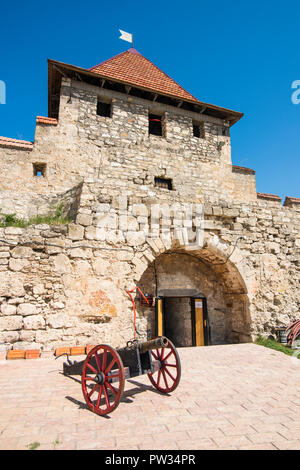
(62, 336, 181, 416)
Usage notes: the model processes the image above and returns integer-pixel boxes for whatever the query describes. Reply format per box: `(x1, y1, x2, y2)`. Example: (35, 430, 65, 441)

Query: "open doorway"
(164, 297, 192, 347)
(155, 296, 209, 347)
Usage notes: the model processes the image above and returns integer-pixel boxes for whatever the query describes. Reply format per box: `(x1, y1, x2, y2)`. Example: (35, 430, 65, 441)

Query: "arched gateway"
(134, 235, 252, 346)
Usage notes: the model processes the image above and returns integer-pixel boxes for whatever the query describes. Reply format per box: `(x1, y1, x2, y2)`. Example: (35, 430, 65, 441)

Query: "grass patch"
(0, 203, 71, 228)
(255, 335, 297, 358)
(27, 441, 40, 450)
(52, 438, 60, 449)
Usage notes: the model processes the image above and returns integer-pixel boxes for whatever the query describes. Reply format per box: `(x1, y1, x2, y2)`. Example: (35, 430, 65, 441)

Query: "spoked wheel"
(81, 344, 125, 416)
(148, 338, 181, 393)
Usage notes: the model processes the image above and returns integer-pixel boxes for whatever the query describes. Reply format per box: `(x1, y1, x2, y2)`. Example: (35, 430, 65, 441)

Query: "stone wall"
(0, 75, 299, 352)
(0, 191, 298, 351)
(0, 182, 82, 220)
(0, 77, 256, 220)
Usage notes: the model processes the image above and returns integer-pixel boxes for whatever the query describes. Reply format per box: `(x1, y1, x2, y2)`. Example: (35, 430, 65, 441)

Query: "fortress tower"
(0, 49, 299, 352)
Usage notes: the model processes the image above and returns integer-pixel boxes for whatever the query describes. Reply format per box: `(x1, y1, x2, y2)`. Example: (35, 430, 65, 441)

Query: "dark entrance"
(164, 297, 191, 347)
(155, 296, 209, 347)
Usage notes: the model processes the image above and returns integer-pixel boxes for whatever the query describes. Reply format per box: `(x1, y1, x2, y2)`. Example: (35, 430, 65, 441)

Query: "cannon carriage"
(62, 336, 181, 416)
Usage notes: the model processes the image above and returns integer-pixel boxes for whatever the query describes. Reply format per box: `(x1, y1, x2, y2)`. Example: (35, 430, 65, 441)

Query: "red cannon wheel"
(286, 321, 298, 342)
(148, 338, 181, 393)
(81, 344, 125, 416)
(286, 320, 300, 346)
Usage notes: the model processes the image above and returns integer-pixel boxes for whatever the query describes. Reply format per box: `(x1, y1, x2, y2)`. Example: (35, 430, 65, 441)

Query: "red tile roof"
(89, 48, 200, 104)
(0, 136, 33, 150)
(48, 55, 244, 124)
(232, 165, 255, 174)
(284, 196, 300, 205)
(36, 116, 58, 125)
(257, 192, 281, 200)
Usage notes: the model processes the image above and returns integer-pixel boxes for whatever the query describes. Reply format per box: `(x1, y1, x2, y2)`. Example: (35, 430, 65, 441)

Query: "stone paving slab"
(0, 343, 300, 450)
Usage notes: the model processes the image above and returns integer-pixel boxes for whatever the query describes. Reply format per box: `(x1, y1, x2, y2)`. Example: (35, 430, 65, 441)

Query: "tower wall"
(0, 77, 299, 352)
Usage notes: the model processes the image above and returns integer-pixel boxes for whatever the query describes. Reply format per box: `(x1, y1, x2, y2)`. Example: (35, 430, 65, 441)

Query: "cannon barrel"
(138, 336, 169, 354)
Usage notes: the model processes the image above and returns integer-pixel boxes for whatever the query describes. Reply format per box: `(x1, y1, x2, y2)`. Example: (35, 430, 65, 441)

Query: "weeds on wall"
(0, 203, 71, 228)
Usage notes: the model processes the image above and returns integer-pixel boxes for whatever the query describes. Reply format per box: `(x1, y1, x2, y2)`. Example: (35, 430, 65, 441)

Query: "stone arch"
(133, 233, 253, 345)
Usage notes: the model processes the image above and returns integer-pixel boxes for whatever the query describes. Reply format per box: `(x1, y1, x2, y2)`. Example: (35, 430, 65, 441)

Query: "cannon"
(61, 336, 181, 416)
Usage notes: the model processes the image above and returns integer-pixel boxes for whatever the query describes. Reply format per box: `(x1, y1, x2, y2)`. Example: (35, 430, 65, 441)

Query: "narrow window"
(33, 163, 46, 177)
(193, 121, 205, 139)
(149, 113, 163, 136)
(97, 99, 112, 117)
(154, 177, 173, 190)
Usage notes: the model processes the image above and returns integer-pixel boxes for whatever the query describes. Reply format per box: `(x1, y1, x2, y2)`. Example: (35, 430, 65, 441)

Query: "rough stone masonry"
(0, 48, 299, 352)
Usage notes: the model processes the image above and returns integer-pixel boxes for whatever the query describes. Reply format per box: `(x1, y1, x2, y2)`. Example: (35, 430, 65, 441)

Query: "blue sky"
(0, 0, 299, 199)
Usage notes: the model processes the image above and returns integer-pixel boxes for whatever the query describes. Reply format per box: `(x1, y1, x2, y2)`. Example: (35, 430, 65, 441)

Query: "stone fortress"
(0, 48, 299, 352)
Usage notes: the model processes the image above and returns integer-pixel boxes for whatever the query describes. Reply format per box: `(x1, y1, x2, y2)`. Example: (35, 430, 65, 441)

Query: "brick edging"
(3, 345, 97, 360)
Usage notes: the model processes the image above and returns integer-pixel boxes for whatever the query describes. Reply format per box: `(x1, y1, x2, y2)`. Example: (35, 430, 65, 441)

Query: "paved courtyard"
(0, 343, 299, 450)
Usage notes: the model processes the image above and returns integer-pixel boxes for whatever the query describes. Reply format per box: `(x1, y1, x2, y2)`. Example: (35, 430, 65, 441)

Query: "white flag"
(119, 29, 133, 44)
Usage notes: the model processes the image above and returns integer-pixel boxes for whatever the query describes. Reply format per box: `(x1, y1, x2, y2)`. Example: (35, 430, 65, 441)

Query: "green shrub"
(0, 204, 71, 228)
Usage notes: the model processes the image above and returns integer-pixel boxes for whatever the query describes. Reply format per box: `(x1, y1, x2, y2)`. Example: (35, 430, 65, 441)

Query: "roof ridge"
(131, 50, 200, 103)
